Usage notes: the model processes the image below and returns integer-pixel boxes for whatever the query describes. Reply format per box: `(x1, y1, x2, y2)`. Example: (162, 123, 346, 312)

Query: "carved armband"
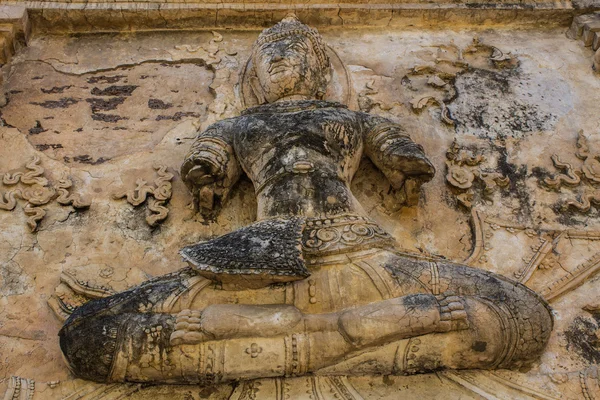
(366, 123, 422, 167)
(185, 137, 233, 178)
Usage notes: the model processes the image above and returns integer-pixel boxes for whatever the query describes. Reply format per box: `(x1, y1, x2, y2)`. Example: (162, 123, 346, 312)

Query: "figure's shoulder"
(355, 111, 394, 125)
(200, 117, 241, 136)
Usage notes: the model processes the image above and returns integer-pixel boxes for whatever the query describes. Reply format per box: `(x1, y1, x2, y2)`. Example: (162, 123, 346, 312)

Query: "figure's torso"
(232, 101, 366, 219)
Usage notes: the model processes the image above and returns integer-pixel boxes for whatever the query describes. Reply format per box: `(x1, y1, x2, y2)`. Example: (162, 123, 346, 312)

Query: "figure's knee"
(59, 303, 126, 382)
(453, 290, 552, 370)
(494, 287, 553, 369)
(395, 294, 552, 374)
(60, 307, 175, 383)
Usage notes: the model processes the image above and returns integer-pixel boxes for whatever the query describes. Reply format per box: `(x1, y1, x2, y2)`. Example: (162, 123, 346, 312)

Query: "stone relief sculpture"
(58, 16, 553, 386)
(0, 155, 90, 231)
(540, 130, 600, 212)
(112, 165, 174, 227)
(445, 140, 509, 209)
(567, 13, 600, 73)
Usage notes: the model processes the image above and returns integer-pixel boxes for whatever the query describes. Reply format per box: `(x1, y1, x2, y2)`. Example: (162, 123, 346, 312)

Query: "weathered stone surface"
(1, 10, 600, 400)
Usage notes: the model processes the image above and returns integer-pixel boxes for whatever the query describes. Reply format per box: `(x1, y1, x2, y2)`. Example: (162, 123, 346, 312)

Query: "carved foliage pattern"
(542, 130, 600, 212)
(112, 165, 174, 227)
(404, 38, 517, 125)
(445, 141, 509, 208)
(0, 155, 90, 231)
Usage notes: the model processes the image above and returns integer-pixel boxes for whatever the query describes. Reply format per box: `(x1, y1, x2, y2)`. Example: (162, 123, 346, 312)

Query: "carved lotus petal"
(582, 158, 600, 183)
(446, 165, 475, 189)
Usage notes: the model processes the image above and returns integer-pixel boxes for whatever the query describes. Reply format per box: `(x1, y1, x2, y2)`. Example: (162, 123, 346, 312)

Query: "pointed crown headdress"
(254, 14, 330, 72)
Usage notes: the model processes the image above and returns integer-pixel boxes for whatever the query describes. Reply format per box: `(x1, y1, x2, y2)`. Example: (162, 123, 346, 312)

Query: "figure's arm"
(181, 120, 242, 217)
(362, 114, 435, 205)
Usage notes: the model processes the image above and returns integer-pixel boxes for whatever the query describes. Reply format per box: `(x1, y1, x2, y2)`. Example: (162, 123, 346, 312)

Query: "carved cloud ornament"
(0, 155, 90, 231)
(111, 165, 174, 227)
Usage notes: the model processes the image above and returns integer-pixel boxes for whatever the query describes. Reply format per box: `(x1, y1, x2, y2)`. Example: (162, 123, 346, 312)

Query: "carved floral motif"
(445, 140, 509, 208)
(405, 38, 518, 125)
(0, 155, 90, 231)
(112, 165, 174, 226)
(542, 130, 600, 212)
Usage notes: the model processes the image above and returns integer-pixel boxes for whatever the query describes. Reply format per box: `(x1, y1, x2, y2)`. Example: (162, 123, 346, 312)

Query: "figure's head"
(250, 15, 331, 103)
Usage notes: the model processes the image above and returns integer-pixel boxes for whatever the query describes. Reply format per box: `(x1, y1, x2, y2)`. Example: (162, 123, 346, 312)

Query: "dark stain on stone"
(113, 127, 127, 130)
(91, 85, 138, 97)
(402, 294, 437, 310)
(8, 90, 23, 95)
(564, 314, 600, 364)
(36, 143, 64, 151)
(199, 386, 223, 398)
(451, 68, 557, 139)
(382, 375, 395, 386)
(31, 97, 79, 109)
(87, 75, 125, 84)
(156, 111, 200, 121)
(86, 97, 126, 112)
(555, 198, 600, 226)
(29, 121, 47, 135)
(472, 341, 487, 352)
(32, 76, 44, 80)
(92, 113, 128, 123)
(530, 166, 551, 186)
(73, 154, 110, 165)
(43, 116, 55, 120)
(41, 85, 72, 94)
(496, 147, 534, 222)
(75, 127, 83, 132)
(148, 99, 173, 110)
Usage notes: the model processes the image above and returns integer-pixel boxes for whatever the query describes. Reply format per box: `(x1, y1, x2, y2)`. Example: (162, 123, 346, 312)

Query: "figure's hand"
(383, 151, 435, 207)
(435, 294, 470, 332)
(385, 151, 435, 189)
(181, 153, 226, 212)
(181, 153, 224, 190)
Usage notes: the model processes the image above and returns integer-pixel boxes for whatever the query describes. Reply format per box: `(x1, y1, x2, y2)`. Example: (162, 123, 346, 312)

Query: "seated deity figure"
(59, 16, 553, 385)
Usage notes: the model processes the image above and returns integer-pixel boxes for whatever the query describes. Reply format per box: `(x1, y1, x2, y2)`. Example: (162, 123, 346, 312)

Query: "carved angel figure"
(59, 16, 552, 385)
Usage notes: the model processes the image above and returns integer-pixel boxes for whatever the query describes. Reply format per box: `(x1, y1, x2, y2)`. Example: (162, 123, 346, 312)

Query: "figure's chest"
(234, 110, 363, 158)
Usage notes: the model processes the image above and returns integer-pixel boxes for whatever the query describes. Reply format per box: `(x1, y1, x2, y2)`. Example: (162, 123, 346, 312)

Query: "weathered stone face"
(252, 36, 323, 102)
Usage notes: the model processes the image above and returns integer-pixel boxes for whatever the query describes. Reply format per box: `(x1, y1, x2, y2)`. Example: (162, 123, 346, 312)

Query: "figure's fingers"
(182, 331, 207, 344)
(187, 323, 202, 331)
(198, 186, 216, 210)
(444, 295, 461, 303)
(170, 331, 185, 345)
(177, 309, 192, 317)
